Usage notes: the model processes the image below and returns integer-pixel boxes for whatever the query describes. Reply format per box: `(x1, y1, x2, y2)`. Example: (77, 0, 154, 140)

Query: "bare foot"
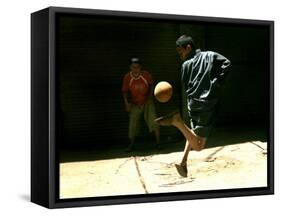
(154, 111, 182, 126)
(175, 164, 188, 177)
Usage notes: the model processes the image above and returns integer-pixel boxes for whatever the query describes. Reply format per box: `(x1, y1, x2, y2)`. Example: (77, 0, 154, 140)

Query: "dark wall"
(57, 15, 269, 147)
(58, 15, 181, 146)
(204, 24, 269, 126)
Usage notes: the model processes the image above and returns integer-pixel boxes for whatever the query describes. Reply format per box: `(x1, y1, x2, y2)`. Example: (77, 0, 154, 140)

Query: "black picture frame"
(31, 6, 274, 209)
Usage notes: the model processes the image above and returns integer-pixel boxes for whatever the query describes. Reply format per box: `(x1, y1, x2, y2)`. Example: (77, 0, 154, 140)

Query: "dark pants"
(188, 109, 217, 138)
(183, 99, 220, 138)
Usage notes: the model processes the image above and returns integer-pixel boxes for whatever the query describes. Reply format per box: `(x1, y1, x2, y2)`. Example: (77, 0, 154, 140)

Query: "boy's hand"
(125, 103, 132, 112)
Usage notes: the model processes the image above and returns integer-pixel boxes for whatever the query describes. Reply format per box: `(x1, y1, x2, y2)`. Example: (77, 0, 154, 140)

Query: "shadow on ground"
(60, 125, 267, 163)
(18, 194, 30, 202)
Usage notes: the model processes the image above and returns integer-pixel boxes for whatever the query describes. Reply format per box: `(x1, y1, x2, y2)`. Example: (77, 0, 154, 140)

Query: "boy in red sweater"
(122, 58, 160, 152)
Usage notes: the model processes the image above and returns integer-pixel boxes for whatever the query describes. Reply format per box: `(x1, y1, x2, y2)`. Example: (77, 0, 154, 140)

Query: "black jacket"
(181, 49, 231, 113)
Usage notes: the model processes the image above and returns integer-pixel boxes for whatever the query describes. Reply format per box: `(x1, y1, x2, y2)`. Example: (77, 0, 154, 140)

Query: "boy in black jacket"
(155, 35, 231, 177)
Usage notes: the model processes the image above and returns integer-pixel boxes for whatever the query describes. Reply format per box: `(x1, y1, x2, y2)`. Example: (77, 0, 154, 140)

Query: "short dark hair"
(176, 35, 196, 49)
(130, 57, 142, 65)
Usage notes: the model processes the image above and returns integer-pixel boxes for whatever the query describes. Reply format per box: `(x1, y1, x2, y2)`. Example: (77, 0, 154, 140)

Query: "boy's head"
(130, 57, 142, 73)
(176, 35, 196, 61)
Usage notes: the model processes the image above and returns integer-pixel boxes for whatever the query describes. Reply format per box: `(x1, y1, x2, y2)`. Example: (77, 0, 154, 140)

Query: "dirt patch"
(60, 141, 267, 198)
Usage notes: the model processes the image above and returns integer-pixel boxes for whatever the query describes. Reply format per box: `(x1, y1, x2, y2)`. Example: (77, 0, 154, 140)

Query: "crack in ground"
(114, 157, 133, 174)
(134, 156, 148, 194)
(159, 178, 194, 187)
(250, 141, 266, 150)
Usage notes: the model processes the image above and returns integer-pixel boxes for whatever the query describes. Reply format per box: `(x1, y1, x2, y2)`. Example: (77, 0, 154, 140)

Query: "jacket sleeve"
(212, 52, 231, 85)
